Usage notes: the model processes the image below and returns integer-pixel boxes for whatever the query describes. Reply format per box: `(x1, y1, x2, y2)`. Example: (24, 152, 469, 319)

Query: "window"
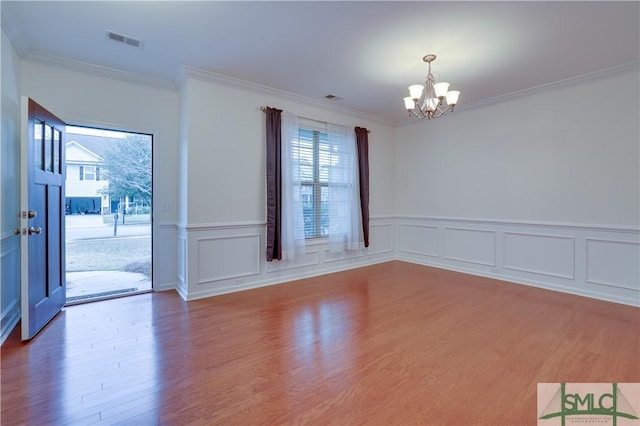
(79, 165, 100, 181)
(295, 128, 329, 238)
(290, 120, 358, 241)
(84, 166, 96, 180)
(266, 109, 365, 261)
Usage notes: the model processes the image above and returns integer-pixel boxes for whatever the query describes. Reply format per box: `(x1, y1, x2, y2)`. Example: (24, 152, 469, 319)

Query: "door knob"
(28, 210, 37, 219)
(13, 228, 22, 235)
(28, 226, 42, 235)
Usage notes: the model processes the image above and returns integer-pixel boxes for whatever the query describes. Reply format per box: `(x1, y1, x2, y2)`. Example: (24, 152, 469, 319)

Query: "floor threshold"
(65, 288, 154, 306)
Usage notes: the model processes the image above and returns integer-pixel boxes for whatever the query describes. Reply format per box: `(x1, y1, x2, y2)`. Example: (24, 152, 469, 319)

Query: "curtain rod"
(260, 106, 370, 133)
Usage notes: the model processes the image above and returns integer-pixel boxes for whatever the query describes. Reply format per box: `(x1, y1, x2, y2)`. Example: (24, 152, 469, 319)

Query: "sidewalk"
(66, 214, 150, 241)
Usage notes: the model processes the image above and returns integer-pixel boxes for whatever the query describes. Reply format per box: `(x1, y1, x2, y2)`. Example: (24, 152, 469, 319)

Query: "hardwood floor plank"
(2, 262, 638, 425)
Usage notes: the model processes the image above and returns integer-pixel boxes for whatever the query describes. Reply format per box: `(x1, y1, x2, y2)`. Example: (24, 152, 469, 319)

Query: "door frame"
(63, 125, 154, 303)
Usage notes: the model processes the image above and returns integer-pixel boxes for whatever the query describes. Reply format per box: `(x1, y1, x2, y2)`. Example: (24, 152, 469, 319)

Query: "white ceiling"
(2, 1, 638, 125)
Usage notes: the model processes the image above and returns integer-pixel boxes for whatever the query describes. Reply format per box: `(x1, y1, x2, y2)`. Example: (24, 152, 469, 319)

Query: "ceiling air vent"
(106, 30, 143, 48)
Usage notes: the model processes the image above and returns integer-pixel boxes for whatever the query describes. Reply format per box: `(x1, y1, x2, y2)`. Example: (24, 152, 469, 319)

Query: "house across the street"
(66, 138, 106, 215)
(65, 132, 123, 216)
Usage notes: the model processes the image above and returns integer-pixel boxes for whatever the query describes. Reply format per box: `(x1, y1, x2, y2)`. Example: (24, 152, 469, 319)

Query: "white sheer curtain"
(326, 124, 363, 252)
(280, 111, 306, 260)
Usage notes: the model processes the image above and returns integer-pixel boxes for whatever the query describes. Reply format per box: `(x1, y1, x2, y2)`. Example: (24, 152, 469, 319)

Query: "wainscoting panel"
(265, 250, 321, 273)
(503, 232, 575, 279)
(398, 224, 439, 257)
(396, 217, 639, 306)
(172, 217, 638, 307)
(444, 227, 497, 266)
(180, 217, 395, 300)
(586, 239, 640, 291)
(1, 233, 21, 345)
(368, 222, 394, 256)
(197, 234, 261, 284)
(154, 223, 177, 291)
(175, 229, 188, 299)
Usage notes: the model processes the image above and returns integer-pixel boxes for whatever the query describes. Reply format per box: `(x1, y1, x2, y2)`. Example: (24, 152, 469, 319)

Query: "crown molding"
(10, 16, 636, 130)
(23, 51, 178, 91)
(397, 61, 640, 127)
(458, 61, 640, 113)
(179, 65, 394, 127)
(2, 1, 176, 93)
(16, 50, 392, 126)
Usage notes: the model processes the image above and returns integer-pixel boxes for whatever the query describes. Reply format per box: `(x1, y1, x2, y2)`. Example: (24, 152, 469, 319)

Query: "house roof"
(66, 132, 123, 159)
(66, 141, 102, 164)
(66, 132, 121, 163)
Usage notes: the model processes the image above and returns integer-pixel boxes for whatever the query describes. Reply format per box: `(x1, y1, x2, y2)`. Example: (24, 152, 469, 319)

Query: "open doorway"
(64, 126, 152, 304)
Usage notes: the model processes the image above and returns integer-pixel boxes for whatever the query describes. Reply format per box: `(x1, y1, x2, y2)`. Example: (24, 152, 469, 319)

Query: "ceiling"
(2, 1, 638, 125)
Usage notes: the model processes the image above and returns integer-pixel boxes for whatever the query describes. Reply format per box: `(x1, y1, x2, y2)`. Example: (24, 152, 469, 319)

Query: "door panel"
(49, 185, 63, 291)
(21, 98, 66, 340)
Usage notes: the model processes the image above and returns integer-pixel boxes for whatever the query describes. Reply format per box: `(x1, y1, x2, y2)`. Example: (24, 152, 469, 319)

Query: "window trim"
(78, 164, 100, 181)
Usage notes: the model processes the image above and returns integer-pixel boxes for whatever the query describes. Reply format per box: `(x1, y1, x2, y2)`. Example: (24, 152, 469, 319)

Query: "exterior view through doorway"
(65, 126, 152, 304)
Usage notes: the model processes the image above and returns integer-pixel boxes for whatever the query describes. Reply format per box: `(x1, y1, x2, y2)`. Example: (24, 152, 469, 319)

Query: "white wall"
(177, 81, 190, 227)
(395, 67, 639, 226)
(177, 71, 396, 299)
(1, 26, 22, 343)
(20, 60, 180, 291)
(181, 75, 395, 225)
(394, 66, 640, 306)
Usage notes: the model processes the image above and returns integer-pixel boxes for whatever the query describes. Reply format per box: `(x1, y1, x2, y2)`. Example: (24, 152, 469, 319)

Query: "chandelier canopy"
(403, 54, 460, 119)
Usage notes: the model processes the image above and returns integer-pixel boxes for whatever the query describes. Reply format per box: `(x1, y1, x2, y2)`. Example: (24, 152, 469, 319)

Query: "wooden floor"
(2, 261, 638, 425)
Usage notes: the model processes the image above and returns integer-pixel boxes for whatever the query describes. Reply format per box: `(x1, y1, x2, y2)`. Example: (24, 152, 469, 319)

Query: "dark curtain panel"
(265, 107, 283, 261)
(355, 127, 370, 247)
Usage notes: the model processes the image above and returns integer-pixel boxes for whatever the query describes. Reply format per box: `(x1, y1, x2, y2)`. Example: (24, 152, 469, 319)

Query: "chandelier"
(403, 54, 460, 119)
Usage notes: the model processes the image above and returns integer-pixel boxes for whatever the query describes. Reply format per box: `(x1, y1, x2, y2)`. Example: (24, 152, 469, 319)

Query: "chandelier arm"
(410, 107, 424, 119)
(432, 105, 453, 119)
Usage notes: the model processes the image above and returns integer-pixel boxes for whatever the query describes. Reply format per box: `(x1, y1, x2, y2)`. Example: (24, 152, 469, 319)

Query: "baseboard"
(398, 256, 639, 307)
(153, 280, 177, 292)
(1, 301, 20, 345)
(183, 256, 393, 301)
